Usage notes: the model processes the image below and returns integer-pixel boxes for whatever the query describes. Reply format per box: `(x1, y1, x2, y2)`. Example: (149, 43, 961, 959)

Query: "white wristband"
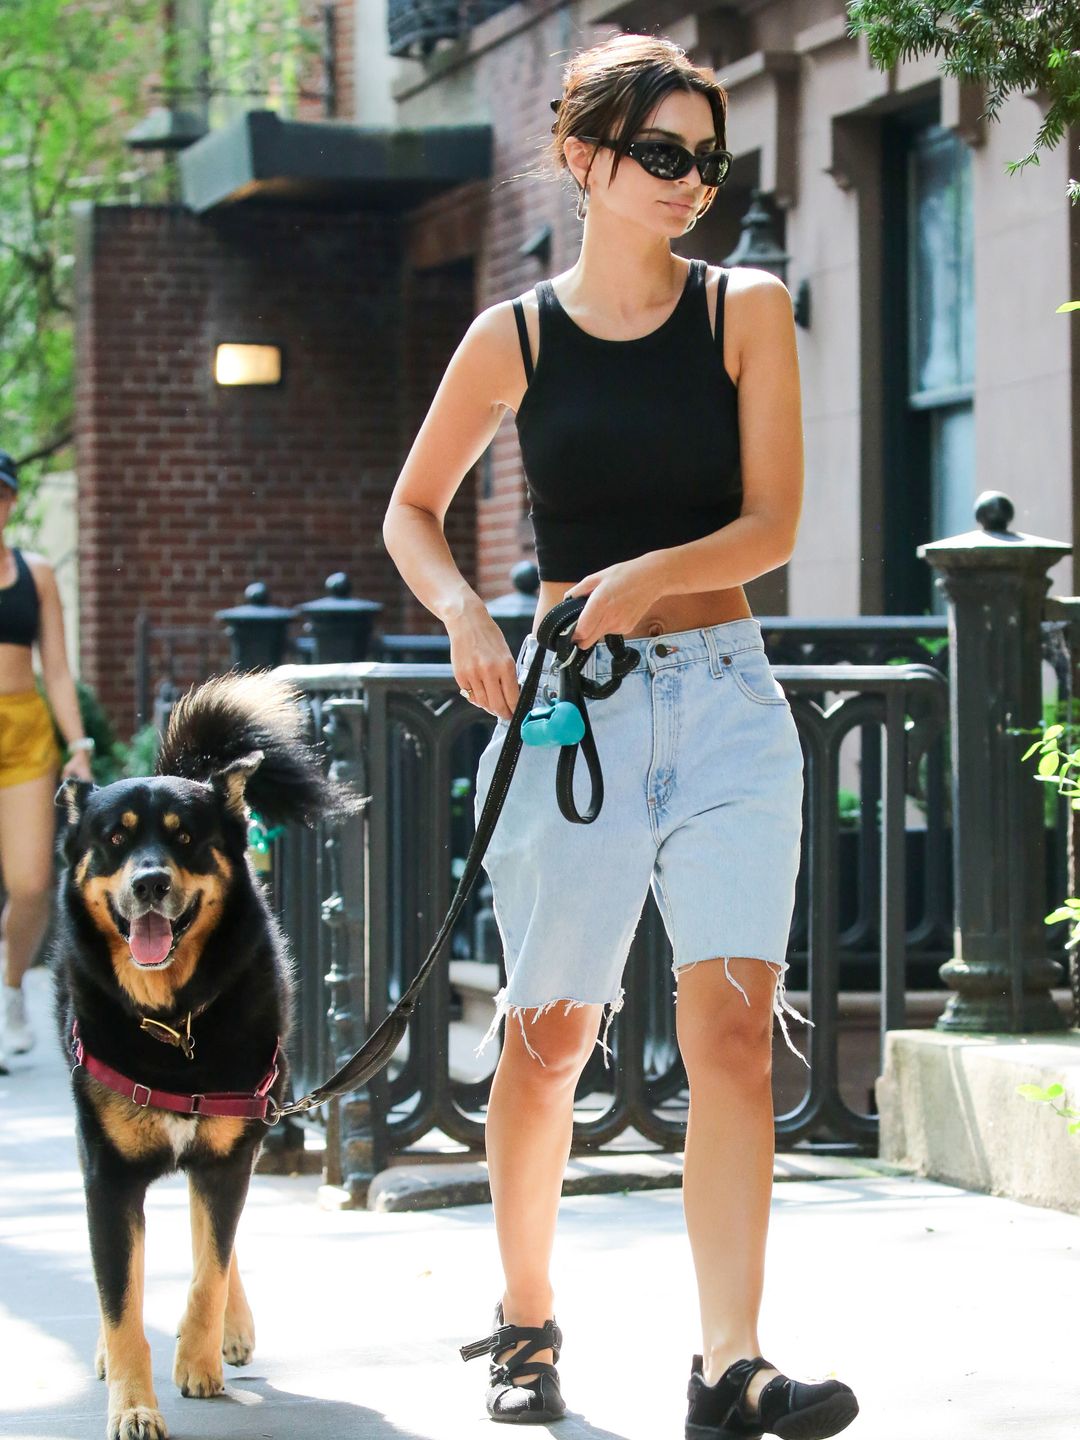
(68, 737, 96, 754)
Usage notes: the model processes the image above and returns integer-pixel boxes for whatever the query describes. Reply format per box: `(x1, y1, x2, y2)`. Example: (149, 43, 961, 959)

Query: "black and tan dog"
(54, 673, 357, 1440)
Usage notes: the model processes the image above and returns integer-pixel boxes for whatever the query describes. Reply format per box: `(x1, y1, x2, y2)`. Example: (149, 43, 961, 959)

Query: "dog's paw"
(172, 1348, 224, 1399)
(222, 1321, 254, 1367)
(108, 1405, 168, 1440)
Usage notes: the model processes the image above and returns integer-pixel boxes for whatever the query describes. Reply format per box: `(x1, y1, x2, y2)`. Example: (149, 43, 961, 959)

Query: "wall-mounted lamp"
(214, 343, 283, 387)
(723, 190, 812, 328)
(793, 278, 811, 329)
(519, 224, 553, 267)
(723, 190, 791, 283)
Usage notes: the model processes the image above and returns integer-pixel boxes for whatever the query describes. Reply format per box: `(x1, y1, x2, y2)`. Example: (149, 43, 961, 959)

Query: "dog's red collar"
(71, 1022, 282, 1122)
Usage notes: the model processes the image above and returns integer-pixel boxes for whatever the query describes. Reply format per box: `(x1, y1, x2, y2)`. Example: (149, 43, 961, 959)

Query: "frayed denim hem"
(673, 954, 812, 1069)
(474, 987, 626, 1068)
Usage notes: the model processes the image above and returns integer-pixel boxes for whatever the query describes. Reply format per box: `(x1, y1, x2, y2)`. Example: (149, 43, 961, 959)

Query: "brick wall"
(75, 202, 474, 730)
(332, 0, 356, 119)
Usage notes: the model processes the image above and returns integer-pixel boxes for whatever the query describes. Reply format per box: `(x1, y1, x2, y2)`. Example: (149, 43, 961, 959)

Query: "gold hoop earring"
(576, 185, 588, 221)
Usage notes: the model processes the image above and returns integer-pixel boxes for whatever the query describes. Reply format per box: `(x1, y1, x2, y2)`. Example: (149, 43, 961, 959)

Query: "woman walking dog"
(383, 34, 858, 1440)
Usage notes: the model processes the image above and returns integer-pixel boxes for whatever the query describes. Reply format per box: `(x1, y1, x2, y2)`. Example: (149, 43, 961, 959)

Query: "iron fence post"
(919, 491, 1068, 1032)
(297, 573, 382, 663)
(486, 559, 539, 656)
(319, 697, 384, 1199)
(215, 581, 296, 670)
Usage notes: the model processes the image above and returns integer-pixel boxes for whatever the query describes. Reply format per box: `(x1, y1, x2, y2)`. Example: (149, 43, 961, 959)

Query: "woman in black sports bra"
(0, 452, 94, 1071)
(383, 33, 857, 1440)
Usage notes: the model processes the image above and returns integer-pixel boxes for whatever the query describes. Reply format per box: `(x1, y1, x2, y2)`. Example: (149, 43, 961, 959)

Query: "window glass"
(909, 126, 974, 401)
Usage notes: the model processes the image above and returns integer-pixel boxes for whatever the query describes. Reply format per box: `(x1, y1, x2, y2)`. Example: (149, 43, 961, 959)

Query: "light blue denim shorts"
(472, 617, 809, 1066)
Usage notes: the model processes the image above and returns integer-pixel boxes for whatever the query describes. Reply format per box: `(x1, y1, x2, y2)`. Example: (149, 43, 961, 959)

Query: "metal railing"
(387, 0, 520, 58)
(267, 657, 950, 1198)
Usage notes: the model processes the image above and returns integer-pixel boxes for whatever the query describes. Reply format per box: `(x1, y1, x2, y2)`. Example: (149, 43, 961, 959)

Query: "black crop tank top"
(0, 548, 40, 648)
(512, 258, 741, 581)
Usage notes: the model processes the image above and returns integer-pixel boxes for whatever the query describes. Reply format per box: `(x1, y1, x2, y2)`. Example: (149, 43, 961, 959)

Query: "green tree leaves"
(847, 1, 1080, 192)
(0, 1, 162, 486)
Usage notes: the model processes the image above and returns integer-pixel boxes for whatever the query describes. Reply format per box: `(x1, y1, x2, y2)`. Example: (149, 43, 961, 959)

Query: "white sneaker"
(4, 985, 34, 1055)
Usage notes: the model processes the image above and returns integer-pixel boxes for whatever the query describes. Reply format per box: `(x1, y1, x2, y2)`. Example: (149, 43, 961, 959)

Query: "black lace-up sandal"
(460, 1302, 567, 1424)
(685, 1354, 859, 1440)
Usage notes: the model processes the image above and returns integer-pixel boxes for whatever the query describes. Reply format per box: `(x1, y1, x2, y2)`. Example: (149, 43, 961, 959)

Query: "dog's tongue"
(129, 912, 173, 967)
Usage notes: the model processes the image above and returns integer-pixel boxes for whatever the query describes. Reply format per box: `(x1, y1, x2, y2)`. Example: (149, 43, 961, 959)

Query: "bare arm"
(383, 302, 527, 719)
(652, 271, 803, 594)
(30, 557, 93, 780)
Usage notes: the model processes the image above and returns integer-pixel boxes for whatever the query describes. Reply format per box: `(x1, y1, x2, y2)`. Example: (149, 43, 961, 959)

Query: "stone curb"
(321, 1151, 916, 1212)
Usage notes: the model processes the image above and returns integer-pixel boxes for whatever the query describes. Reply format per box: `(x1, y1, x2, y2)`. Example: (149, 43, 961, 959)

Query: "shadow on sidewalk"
(164, 1382, 636, 1440)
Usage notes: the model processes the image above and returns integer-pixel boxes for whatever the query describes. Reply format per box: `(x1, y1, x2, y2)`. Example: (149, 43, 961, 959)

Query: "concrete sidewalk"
(2, 967, 1078, 1440)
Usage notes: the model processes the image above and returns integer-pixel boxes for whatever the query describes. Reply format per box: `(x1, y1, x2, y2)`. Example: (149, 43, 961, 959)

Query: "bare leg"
(484, 1001, 603, 1379)
(676, 956, 780, 1414)
(0, 772, 56, 987)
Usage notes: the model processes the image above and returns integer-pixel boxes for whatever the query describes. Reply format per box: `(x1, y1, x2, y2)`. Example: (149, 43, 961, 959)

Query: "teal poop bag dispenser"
(521, 654, 587, 747)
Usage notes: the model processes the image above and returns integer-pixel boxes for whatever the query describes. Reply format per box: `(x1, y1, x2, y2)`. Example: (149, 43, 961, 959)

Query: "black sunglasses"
(578, 136, 732, 189)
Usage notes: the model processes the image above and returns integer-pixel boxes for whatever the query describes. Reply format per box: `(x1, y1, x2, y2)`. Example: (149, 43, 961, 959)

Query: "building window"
(908, 124, 975, 549)
(881, 112, 975, 613)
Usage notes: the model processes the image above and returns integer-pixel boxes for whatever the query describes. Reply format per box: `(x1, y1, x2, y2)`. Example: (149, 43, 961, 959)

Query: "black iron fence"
(130, 494, 1077, 1199)
(264, 656, 951, 1195)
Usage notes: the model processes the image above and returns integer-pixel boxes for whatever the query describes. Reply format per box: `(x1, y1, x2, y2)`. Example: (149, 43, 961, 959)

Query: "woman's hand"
(447, 603, 520, 722)
(563, 554, 667, 649)
(60, 749, 94, 783)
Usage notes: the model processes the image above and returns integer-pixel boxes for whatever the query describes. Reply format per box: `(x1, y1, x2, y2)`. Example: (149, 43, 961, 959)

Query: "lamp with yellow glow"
(214, 344, 283, 386)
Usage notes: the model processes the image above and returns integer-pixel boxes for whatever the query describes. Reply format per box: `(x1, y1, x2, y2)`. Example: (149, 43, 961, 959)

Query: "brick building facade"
(75, 199, 476, 725)
(74, 0, 1080, 727)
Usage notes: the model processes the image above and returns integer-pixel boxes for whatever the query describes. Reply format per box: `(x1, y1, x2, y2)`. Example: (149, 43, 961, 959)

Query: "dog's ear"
(55, 778, 95, 828)
(211, 750, 264, 819)
(55, 778, 96, 862)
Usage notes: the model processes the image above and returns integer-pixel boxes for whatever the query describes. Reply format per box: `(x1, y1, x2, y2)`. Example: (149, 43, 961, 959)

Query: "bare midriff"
(0, 642, 37, 695)
(0, 547, 37, 693)
(536, 578, 752, 640)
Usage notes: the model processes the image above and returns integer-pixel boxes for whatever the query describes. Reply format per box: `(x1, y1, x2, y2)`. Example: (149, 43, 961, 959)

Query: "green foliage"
(66, 677, 159, 785)
(200, 0, 320, 130)
(0, 1, 166, 486)
(837, 787, 861, 829)
(1012, 698, 1078, 826)
(1020, 701, 1080, 1082)
(847, 1, 1080, 195)
(1017, 706, 1080, 1140)
(109, 723, 162, 783)
(1016, 1081, 1080, 1136)
(0, 0, 321, 492)
(915, 633, 949, 659)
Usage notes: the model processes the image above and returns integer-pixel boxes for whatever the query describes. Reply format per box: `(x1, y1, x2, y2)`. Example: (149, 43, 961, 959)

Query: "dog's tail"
(156, 672, 362, 827)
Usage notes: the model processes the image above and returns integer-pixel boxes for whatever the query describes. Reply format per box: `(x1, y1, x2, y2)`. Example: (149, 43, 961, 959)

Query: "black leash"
(268, 596, 640, 1121)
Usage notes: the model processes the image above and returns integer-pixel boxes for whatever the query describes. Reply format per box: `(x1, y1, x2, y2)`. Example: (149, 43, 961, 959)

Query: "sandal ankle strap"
(460, 1318, 562, 1366)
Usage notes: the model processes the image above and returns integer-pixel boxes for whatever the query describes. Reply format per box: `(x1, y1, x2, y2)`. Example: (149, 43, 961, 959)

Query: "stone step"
(449, 958, 501, 1033)
(449, 1017, 496, 1085)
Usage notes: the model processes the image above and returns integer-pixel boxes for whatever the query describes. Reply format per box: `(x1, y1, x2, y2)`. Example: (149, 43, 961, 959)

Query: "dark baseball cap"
(0, 453, 18, 493)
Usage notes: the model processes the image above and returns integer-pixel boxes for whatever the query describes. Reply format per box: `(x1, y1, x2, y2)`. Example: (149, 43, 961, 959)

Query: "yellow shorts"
(0, 691, 62, 789)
